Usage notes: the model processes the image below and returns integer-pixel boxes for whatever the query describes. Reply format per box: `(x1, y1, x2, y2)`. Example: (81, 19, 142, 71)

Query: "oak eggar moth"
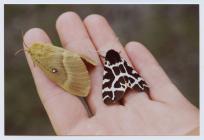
(27, 43, 96, 97)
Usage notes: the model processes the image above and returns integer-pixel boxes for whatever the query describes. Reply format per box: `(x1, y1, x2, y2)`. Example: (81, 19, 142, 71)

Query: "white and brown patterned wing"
(102, 50, 128, 104)
(121, 58, 150, 93)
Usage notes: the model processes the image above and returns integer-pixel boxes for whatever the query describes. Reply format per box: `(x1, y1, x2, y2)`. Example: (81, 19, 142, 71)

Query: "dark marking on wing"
(103, 66, 114, 89)
(114, 77, 126, 88)
(113, 66, 120, 76)
(114, 91, 124, 102)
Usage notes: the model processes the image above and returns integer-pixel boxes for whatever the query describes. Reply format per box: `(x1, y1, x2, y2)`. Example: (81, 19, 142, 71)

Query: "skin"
(23, 12, 199, 135)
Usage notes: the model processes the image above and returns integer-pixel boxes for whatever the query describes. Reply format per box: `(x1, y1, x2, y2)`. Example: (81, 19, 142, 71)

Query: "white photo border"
(1, 0, 202, 140)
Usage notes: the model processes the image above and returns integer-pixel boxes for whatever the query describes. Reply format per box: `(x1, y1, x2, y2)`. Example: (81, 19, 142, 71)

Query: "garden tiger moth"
(102, 49, 150, 104)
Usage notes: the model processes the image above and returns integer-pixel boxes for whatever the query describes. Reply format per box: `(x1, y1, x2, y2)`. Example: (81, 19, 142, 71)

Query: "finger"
(84, 15, 149, 105)
(56, 12, 106, 113)
(84, 14, 131, 64)
(125, 41, 184, 103)
(24, 28, 88, 135)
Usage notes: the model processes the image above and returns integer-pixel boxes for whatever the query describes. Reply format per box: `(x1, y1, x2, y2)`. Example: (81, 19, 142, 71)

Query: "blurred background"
(5, 5, 199, 135)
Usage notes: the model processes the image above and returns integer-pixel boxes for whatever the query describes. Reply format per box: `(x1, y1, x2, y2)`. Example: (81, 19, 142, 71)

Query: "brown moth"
(22, 43, 96, 117)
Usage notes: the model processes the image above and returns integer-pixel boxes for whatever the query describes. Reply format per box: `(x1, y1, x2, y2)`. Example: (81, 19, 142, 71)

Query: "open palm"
(24, 12, 199, 135)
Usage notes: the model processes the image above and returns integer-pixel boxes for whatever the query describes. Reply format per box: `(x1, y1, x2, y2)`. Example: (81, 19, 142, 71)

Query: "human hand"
(23, 12, 199, 135)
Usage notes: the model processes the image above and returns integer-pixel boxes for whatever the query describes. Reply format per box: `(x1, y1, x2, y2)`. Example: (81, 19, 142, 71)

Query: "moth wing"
(80, 54, 97, 66)
(62, 53, 91, 97)
(31, 48, 69, 89)
(29, 44, 91, 97)
(102, 59, 127, 104)
(121, 58, 149, 93)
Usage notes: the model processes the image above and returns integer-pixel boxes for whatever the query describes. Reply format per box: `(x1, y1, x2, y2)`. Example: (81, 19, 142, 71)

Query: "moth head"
(105, 49, 121, 64)
(29, 43, 59, 62)
(15, 39, 30, 56)
(27, 43, 47, 56)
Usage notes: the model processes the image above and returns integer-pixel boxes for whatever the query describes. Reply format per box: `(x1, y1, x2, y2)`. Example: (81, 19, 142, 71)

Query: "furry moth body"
(27, 43, 96, 117)
(102, 49, 150, 105)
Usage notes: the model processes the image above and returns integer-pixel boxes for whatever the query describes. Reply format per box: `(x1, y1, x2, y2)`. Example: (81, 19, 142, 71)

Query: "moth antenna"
(88, 49, 107, 58)
(21, 30, 29, 49)
(23, 41, 29, 49)
(96, 49, 107, 53)
(15, 30, 30, 56)
(14, 48, 27, 56)
(88, 49, 107, 53)
(99, 54, 105, 59)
